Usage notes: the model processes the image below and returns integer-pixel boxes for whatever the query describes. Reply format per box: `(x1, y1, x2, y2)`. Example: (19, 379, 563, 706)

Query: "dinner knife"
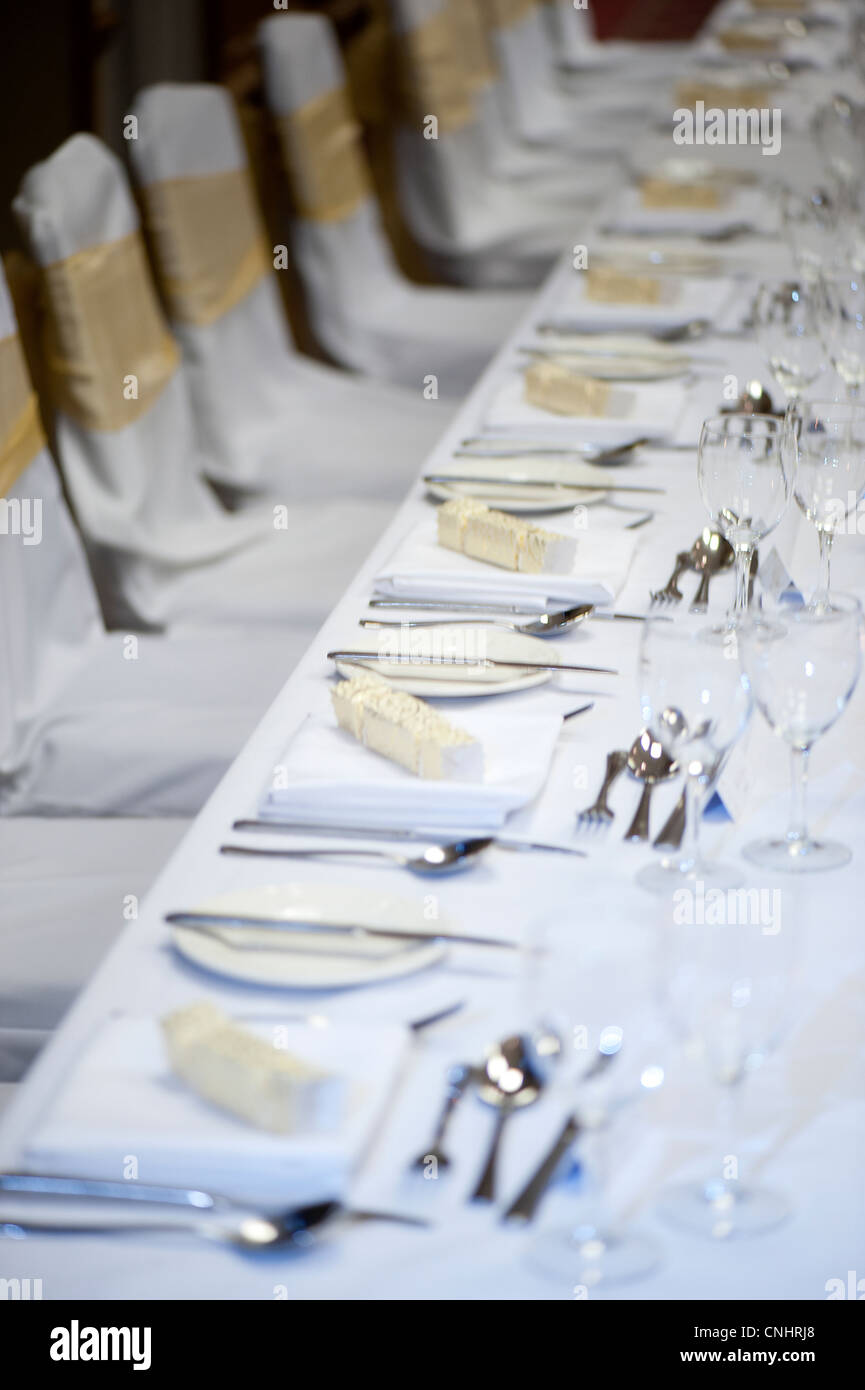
(230, 822, 588, 857)
(423, 473, 665, 494)
(327, 651, 618, 675)
(165, 911, 519, 950)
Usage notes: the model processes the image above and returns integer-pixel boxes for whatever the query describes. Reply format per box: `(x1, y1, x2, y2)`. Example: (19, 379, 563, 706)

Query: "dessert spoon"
(219, 837, 493, 877)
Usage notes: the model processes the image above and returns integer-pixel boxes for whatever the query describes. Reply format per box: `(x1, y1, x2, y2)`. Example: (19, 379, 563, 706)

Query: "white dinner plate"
(170, 882, 447, 990)
(426, 455, 607, 514)
(334, 626, 559, 697)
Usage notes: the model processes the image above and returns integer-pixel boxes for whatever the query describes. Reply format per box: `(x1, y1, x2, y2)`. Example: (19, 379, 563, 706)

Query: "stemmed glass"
(521, 920, 667, 1288)
(636, 615, 752, 895)
(739, 593, 863, 872)
(817, 270, 865, 397)
(697, 413, 796, 631)
(787, 399, 865, 610)
(753, 281, 825, 403)
(656, 875, 798, 1238)
(779, 187, 838, 285)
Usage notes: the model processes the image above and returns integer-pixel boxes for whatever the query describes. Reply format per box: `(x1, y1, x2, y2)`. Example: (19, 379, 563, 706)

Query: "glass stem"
(787, 745, 811, 849)
(678, 771, 704, 875)
(815, 528, 833, 609)
(733, 543, 754, 615)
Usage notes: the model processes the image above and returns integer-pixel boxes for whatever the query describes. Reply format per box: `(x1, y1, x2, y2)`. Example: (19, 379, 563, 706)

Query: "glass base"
(637, 858, 743, 895)
(527, 1224, 661, 1287)
(743, 835, 851, 873)
(657, 1180, 790, 1240)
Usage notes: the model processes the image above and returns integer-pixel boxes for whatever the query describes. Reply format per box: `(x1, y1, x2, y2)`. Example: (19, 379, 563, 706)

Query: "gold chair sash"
(0, 333, 45, 497)
(143, 167, 270, 326)
(394, 9, 476, 134)
(276, 88, 373, 223)
(449, 0, 498, 92)
(482, 0, 538, 31)
(41, 232, 180, 433)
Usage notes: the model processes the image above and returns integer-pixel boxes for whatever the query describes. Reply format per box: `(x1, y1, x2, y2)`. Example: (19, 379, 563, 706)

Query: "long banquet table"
(2, 186, 865, 1301)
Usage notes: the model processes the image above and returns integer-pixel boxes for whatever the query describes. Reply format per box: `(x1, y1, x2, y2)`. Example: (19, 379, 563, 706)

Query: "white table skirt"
(2, 181, 863, 1298)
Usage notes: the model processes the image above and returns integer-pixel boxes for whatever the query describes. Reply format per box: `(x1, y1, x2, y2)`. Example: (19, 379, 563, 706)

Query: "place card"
(523, 361, 611, 417)
(639, 177, 723, 211)
(585, 267, 663, 305)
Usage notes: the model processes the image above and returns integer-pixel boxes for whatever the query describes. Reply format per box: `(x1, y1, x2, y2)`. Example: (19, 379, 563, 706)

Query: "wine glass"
(655, 873, 798, 1239)
(521, 918, 667, 1288)
(812, 98, 865, 210)
(818, 270, 865, 397)
(697, 413, 796, 631)
(738, 593, 862, 872)
(753, 281, 825, 402)
(636, 615, 752, 895)
(779, 187, 838, 285)
(787, 398, 865, 610)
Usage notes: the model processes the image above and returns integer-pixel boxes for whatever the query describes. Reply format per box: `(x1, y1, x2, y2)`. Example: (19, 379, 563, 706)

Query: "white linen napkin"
(373, 516, 637, 609)
(547, 273, 737, 334)
(260, 704, 565, 831)
(24, 1015, 409, 1207)
(479, 373, 689, 446)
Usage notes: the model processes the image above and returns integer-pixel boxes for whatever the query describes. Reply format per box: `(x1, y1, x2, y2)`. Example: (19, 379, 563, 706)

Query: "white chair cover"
(257, 17, 527, 395)
(0, 268, 309, 816)
(129, 83, 453, 484)
(385, 0, 587, 287)
(13, 135, 392, 630)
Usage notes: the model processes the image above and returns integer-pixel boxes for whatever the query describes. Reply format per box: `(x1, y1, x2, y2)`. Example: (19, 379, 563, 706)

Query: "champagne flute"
(656, 874, 798, 1239)
(787, 398, 865, 610)
(753, 281, 825, 402)
(739, 593, 862, 872)
(697, 413, 796, 632)
(637, 616, 752, 894)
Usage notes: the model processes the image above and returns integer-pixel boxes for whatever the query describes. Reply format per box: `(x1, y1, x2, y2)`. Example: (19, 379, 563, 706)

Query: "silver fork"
(650, 551, 691, 608)
(576, 750, 628, 832)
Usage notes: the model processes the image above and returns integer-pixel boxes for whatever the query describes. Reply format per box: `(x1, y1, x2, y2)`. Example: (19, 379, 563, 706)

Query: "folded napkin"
(24, 1015, 408, 1207)
(482, 371, 688, 447)
(260, 704, 564, 831)
(548, 271, 736, 334)
(374, 515, 636, 610)
(584, 267, 667, 304)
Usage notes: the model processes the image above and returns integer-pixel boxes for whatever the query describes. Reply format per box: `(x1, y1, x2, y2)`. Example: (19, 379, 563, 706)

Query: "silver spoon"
(623, 731, 678, 842)
(689, 530, 735, 613)
(471, 1035, 544, 1203)
(219, 837, 493, 877)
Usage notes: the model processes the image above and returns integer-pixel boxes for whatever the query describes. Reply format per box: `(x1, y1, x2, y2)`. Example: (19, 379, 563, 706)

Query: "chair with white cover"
(128, 83, 454, 489)
(385, 0, 591, 288)
(257, 16, 527, 395)
(0, 262, 296, 816)
(13, 135, 394, 631)
(479, 0, 661, 151)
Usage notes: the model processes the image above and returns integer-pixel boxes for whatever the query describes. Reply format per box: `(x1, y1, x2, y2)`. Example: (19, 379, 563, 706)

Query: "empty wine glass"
(739, 593, 862, 872)
(754, 281, 825, 402)
(787, 398, 865, 609)
(697, 413, 796, 631)
(818, 270, 865, 397)
(779, 187, 838, 285)
(521, 919, 667, 1288)
(656, 874, 798, 1238)
(637, 616, 752, 894)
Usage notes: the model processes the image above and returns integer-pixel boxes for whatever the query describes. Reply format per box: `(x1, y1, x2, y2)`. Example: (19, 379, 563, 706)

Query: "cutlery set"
(577, 730, 682, 846)
(650, 530, 752, 611)
(411, 1035, 621, 1224)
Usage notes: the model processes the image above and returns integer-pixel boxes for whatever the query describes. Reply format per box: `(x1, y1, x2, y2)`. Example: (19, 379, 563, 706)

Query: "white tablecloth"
(2, 89, 863, 1302)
